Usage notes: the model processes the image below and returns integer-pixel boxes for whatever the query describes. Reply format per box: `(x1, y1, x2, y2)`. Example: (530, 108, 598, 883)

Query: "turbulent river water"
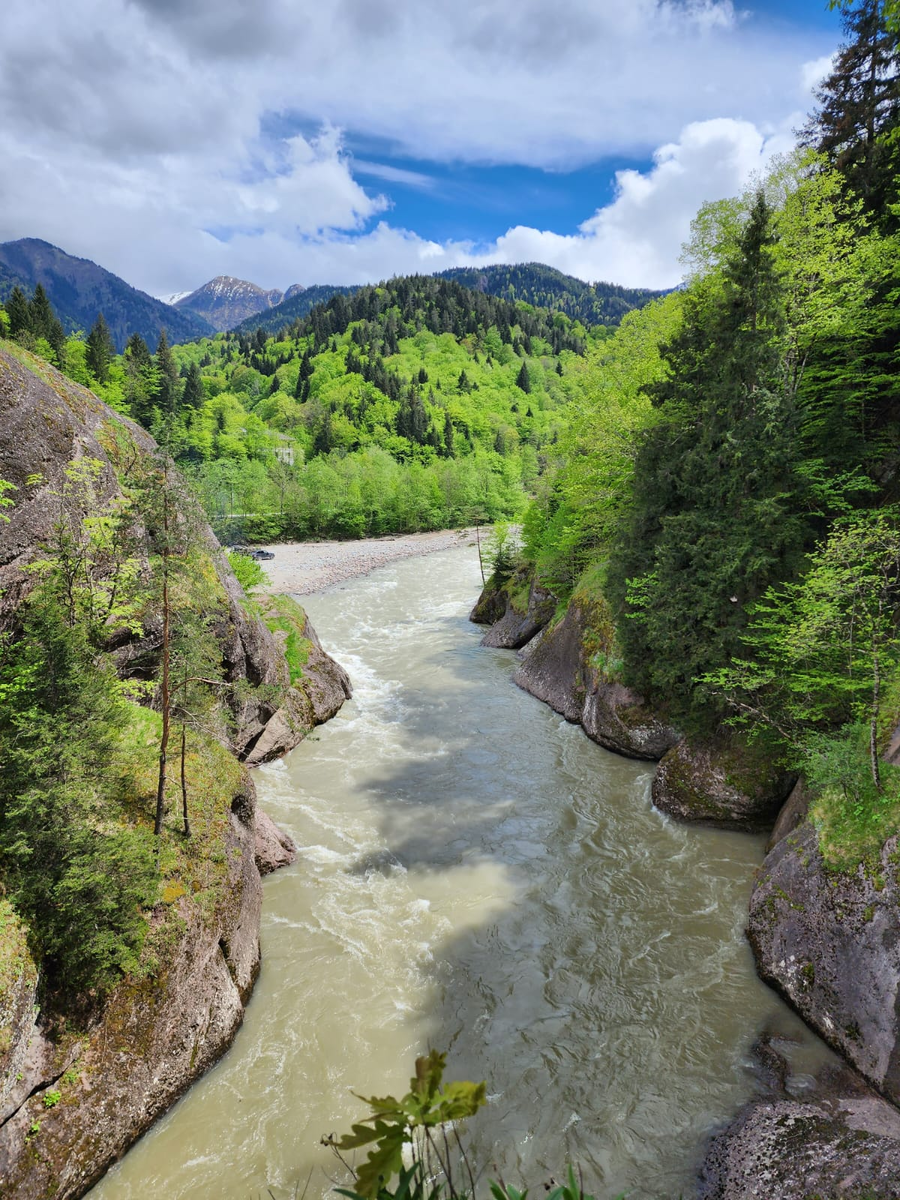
(90, 543, 828, 1200)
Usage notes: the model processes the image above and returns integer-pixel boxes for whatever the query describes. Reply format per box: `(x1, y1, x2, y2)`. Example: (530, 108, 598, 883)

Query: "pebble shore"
(255, 527, 483, 596)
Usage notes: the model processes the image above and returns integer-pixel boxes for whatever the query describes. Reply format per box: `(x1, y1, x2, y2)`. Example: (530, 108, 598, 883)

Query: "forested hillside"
(0, 239, 213, 349)
(231, 283, 361, 336)
(1, 273, 599, 541)
(438, 264, 666, 326)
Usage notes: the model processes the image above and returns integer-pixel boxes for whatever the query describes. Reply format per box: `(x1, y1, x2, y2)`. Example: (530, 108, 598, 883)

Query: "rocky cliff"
(474, 572, 794, 824)
(748, 818, 900, 1109)
(0, 342, 351, 1197)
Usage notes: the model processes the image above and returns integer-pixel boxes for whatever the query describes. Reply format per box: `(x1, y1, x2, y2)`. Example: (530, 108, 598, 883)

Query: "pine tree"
(804, 0, 900, 215)
(28, 283, 56, 341)
(124, 333, 157, 426)
(153, 330, 180, 413)
(608, 193, 810, 715)
(182, 361, 205, 409)
(516, 362, 532, 393)
(5, 286, 31, 338)
(86, 312, 116, 383)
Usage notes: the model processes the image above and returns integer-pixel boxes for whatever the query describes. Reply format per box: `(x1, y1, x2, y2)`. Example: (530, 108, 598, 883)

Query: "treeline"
(438, 263, 666, 326)
(521, 0, 900, 860)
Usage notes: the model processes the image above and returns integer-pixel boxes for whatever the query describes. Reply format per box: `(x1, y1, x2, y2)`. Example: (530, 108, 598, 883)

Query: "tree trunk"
(154, 488, 171, 836)
(180, 724, 191, 838)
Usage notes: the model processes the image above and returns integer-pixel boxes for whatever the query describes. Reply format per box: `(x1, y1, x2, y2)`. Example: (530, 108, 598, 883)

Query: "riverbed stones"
(651, 734, 796, 831)
(748, 821, 900, 1107)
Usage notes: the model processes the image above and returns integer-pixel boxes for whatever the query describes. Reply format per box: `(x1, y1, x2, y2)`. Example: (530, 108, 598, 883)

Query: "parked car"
(228, 544, 274, 560)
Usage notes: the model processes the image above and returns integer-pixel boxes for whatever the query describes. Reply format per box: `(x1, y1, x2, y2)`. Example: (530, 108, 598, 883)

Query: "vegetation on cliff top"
(0, 370, 276, 1004)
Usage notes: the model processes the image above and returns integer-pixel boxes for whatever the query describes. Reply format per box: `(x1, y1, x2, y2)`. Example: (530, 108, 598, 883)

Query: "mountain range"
(437, 264, 667, 326)
(169, 276, 310, 332)
(0, 239, 213, 351)
(1, 240, 667, 352)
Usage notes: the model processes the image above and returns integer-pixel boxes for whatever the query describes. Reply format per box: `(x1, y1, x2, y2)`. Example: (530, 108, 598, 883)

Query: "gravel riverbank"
(255, 528, 483, 595)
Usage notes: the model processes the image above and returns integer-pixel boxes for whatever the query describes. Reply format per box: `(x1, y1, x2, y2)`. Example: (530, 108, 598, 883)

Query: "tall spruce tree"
(153, 330, 180, 414)
(182, 361, 205, 409)
(86, 312, 116, 384)
(805, 0, 900, 217)
(5, 286, 31, 339)
(608, 193, 810, 716)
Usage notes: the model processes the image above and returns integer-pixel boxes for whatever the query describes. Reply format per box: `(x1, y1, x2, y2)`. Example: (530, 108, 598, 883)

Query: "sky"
(0, 0, 843, 297)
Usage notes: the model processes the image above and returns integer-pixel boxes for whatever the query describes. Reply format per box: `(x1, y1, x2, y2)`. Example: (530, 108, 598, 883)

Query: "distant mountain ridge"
(0, 239, 213, 351)
(437, 264, 667, 326)
(173, 275, 294, 332)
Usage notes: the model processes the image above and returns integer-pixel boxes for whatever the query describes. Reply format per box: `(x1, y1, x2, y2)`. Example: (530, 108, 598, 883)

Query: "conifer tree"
(5, 286, 31, 339)
(28, 283, 55, 341)
(86, 312, 116, 383)
(609, 193, 810, 714)
(516, 362, 532, 393)
(153, 330, 180, 413)
(805, 0, 900, 215)
(182, 361, 205, 409)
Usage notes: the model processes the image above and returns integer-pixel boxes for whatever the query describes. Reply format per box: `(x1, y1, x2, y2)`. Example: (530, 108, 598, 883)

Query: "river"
(90, 543, 827, 1200)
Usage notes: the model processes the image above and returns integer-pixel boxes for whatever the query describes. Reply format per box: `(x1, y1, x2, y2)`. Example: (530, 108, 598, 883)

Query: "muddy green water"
(90, 544, 826, 1200)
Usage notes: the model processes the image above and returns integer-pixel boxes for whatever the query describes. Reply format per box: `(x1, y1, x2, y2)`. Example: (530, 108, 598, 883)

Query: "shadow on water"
(87, 546, 833, 1200)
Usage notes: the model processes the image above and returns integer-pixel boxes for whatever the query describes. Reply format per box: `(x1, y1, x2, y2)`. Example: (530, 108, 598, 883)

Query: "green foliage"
(607, 193, 811, 718)
(324, 1050, 487, 1200)
(226, 550, 270, 594)
(0, 586, 158, 994)
(260, 595, 312, 686)
(484, 522, 521, 582)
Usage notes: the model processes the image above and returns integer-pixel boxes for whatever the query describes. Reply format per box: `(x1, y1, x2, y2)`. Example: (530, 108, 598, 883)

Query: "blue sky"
(345, 2, 842, 248)
(0, 0, 845, 294)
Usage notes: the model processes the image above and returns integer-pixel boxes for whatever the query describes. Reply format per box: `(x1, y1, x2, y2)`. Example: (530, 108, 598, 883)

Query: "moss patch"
(260, 594, 312, 686)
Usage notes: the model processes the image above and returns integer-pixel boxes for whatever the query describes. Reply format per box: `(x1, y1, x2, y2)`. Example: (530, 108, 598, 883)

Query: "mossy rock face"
(0, 901, 39, 1116)
(652, 732, 795, 830)
(0, 771, 263, 1200)
(244, 601, 352, 765)
(480, 573, 557, 650)
(699, 1091, 900, 1199)
(469, 574, 508, 625)
(748, 822, 900, 1109)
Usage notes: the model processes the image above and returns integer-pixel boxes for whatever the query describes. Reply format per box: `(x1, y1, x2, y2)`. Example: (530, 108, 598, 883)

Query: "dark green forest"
(438, 263, 666, 327)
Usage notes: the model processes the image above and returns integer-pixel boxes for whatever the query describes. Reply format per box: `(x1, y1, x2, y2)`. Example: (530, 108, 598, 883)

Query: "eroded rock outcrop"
(0, 344, 349, 765)
(748, 821, 900, 1108)
(699, 1054, 900, 1199)
(254, 809, 298, 876)
(480, 574, 556, 650)
(0, 772, 262, 1199)
(0, 345, 350, 1197)
(511, 595, 680, 761)
(652, 735, 796, 832)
